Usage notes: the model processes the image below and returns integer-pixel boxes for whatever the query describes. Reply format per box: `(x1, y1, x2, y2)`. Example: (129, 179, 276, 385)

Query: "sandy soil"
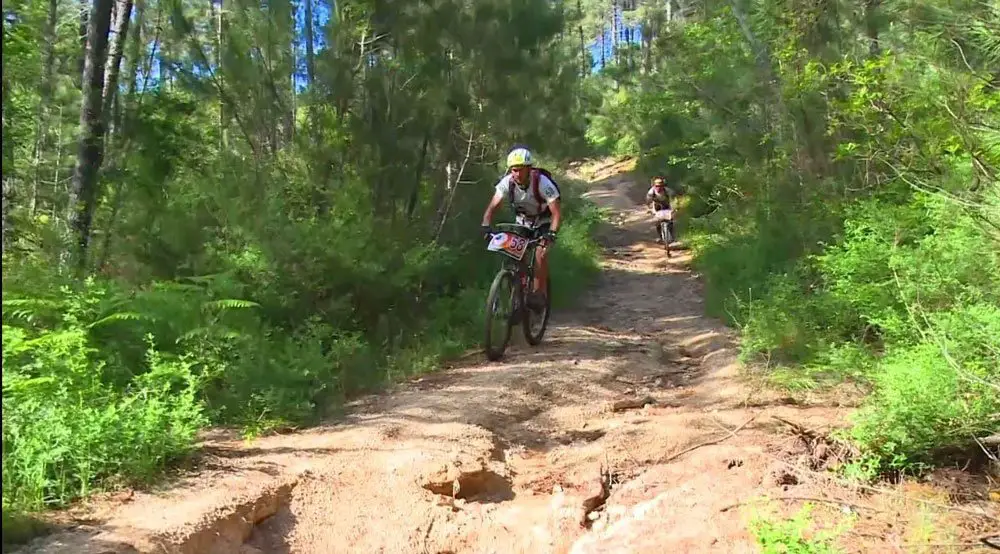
(17, 158, 998, 554)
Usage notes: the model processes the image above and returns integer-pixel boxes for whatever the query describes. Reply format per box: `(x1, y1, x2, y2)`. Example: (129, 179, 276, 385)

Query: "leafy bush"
(847, 303, 1000, 471)
(0, 169, 603, 528)
(2, 328, 205, 511)
(691, 191, 1000, 472)
(602, 0, 1000, 476)
(750, 503, 847, 554)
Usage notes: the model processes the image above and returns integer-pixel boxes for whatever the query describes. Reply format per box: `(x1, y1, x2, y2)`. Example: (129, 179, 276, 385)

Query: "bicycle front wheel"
(484, 269, 518, 361)
(660, 222, 672, 257)
(523, 273, 551, 346)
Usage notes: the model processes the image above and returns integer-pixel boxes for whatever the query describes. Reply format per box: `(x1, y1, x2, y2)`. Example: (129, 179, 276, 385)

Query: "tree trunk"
(214, 0, 229, 149)
(287, 0, 296, 143)
(864, 0, 881, 56)
(127, 0, 145, 95)
(406, 133, 431, 220)
(29, 0, 59, 216)
(289, 5, 297, 143)
(2, 15, 11, 254)
(103, 0, 134, 123)
(68, 0, 115, 268)
(578, 0, 586, 75)
(304, 0, 316, 85)
(611, 1, 618, 66)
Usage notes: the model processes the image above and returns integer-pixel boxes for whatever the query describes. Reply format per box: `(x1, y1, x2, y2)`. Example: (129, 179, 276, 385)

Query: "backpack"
(647, 185, 673, 208)
(507, 168, 561, 217)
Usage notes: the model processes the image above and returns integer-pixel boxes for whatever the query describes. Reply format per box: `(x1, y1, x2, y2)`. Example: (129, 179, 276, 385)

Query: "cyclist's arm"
(538, 176, 561, 233)
(481, 193, 504, 227)
(548, 198, 562, 234)
(482, 180, 508, 226)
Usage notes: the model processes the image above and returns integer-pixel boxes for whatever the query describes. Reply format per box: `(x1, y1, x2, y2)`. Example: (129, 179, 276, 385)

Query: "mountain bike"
(653, 207, 675, 258)
(482, 223, 552, 361)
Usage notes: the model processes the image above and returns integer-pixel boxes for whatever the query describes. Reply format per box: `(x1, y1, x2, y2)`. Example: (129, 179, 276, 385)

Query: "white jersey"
(646, 186, 674, 206)
(493, 172, 560, 227)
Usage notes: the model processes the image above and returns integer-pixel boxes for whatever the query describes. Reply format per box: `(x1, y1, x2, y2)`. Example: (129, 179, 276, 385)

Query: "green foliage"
(847, 302, 1000, 470)
(1, 0, 603, 542)
(2, 324, 206, 511)
(1, 172, 602, 532)
(591, 0, 1000, 476)
(750, 503, 847, 554)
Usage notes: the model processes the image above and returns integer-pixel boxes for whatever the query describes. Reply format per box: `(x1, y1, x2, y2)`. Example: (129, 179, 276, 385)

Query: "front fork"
(514, 258, 534, 318)
(658, 220, 674, 243)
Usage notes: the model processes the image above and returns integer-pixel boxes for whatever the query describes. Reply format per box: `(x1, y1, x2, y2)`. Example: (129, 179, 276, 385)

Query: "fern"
(977, 125, 1000, 162)
(2, 298, 62, 324)
(201, 299, 260, 312)
(88, 312, 157, 329)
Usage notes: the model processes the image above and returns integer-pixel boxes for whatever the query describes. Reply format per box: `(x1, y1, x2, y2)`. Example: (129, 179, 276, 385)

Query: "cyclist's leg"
(530, 223, 551, 308)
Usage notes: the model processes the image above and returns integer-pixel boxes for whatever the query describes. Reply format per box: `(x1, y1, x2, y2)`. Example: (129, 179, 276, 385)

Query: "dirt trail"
(20, 159, 997, 554)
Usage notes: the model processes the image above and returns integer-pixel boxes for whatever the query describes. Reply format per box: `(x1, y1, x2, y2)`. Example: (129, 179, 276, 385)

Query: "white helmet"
(506, 147, 534, 169)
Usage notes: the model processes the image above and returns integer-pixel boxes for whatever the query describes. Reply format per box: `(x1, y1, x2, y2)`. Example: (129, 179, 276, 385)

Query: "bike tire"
(665, 224, 672, 258)
(523, 273, 551, 346)
(484, 270, 517, 361)
(660, 222, 672, 257)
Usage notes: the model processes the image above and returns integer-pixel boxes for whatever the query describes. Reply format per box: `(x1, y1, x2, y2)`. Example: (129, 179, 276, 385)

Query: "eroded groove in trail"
(22, 158, 991, 554)
(422, 469, 515, 503)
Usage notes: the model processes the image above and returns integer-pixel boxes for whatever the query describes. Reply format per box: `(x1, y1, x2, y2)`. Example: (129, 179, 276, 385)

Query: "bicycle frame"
(488, 224, 542, 302)
(482, 223, 551, 360)
(649, 207, 675, 257)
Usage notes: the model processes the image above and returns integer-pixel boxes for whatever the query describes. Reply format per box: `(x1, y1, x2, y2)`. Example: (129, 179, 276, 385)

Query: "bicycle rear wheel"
(484, 269, 518, 361)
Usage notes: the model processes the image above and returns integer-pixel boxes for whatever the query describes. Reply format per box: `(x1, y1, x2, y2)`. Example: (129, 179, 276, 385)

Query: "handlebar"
(491, 223, 535, 236)
(484, 223, 550, 245)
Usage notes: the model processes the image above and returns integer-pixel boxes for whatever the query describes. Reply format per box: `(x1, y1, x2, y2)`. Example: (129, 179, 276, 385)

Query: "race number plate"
(655, 209, 674, 221)
(487, 232, 529, 261)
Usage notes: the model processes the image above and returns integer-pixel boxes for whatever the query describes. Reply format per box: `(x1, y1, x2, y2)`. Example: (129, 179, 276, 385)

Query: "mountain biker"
(646, 176, 677, 244)
(481, 147, 561, 311)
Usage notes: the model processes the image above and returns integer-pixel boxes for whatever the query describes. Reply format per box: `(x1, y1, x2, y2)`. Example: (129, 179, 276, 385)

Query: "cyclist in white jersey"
(481, 147, 561, 311)
(646, 176, 678, 243)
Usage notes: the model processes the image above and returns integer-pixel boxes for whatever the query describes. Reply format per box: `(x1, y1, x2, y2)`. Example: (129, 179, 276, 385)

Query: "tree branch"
(433, 121, 477, 244)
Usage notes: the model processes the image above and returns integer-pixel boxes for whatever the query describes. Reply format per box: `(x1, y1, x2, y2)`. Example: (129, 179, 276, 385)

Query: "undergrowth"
(583, 0, 1000, 479)
(687, 190, 1000, 477)
(749, 503, 849, 554)
(0, 171, 603, 540)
